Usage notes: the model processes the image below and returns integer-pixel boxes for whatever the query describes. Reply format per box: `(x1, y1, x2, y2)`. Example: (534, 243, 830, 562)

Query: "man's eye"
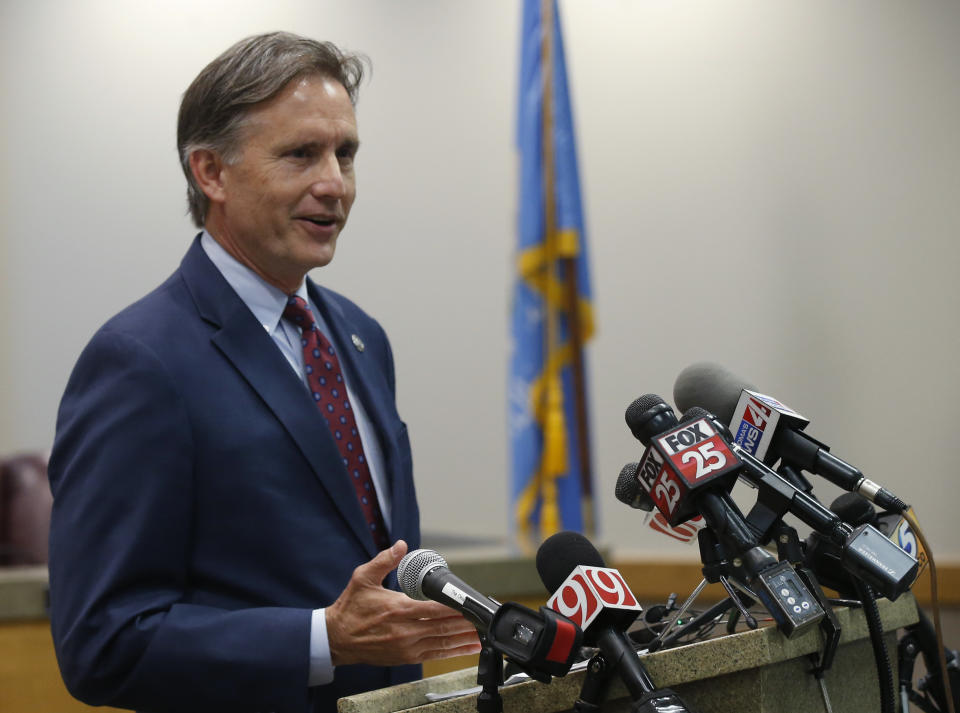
(337, 142, 358, 162)
(288, 147, 313, 159)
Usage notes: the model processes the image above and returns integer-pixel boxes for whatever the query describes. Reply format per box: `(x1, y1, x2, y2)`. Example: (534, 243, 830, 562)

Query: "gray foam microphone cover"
(673, 362, 755, 424)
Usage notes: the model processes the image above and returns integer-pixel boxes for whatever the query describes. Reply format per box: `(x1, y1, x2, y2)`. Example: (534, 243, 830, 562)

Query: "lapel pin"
(351, 334, 365, 352)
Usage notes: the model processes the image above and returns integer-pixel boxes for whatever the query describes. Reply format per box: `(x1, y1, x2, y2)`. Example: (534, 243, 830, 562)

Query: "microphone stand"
(772, 522, 840, 676)
(648, 530, 758, 652)
(573, 652, 616, 713)
(573, 648, 700, 713)
(653, 526, 839, 657)
(475, 637, 504, 713)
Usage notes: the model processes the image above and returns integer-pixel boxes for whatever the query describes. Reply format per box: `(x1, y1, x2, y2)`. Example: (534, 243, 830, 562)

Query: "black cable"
(671, 611, 721, 646)
(854, 579, 895, 713)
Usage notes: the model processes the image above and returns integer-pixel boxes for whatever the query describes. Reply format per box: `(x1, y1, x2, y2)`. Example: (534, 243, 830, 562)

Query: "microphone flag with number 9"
(546, 565, 642, 630)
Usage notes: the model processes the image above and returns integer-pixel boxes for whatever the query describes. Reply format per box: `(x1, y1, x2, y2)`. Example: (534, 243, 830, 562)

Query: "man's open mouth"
(299, 216, 337, 228)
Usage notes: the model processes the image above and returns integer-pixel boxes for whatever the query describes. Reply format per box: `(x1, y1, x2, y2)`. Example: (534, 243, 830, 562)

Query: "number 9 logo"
(553, 574, 597, 627)
(588, 568, 638, 607)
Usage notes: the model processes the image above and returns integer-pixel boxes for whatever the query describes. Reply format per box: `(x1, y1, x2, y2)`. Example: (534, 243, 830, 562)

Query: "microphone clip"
(486, 603, 584, 683)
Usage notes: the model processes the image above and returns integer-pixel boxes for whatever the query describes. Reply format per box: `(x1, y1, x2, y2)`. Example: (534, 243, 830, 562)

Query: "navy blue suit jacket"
(48, 236, 421, 712)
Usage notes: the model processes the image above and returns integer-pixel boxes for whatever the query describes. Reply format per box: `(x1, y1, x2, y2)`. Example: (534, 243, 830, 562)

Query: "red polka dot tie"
(283, 296, 390, 551)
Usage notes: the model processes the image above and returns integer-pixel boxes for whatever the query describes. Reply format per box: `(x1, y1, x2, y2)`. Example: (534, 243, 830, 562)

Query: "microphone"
(673, 362, 908, 513)
(624, 395, 827, 637)
(537, 531, 696, 712)
(803, 493, 880, 598)
(398, 548, 498, 629)
(616, 464, 707, 544)
(624, 394, 743, 532)
(673, 362, 756, 423)
(615, 462, 654, 511)
(682, 406, 918, 601)
(398, 549, 582, 680)
(831, 492, 881, 528)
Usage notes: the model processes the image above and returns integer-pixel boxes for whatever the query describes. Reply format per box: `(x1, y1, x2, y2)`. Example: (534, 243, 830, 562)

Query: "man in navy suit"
(48, 32, 479, 712)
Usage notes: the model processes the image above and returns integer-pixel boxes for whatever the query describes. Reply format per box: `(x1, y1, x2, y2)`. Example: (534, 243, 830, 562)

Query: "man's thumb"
(359, 539, 407, 583)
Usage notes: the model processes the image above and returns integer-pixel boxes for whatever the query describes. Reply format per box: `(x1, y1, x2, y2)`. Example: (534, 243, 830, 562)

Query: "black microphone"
(398, 548, 499, 629)
(624, 396, 827, 637)
(682, 407, 918, 601)
(624, 394, 744, 536)
(803, 493, 877, 598)
(537, 532, 697, 712)
(831, 492, 882, 528)
(398, 548, 582, 679)
(673, 362, 908, 513)
(615, 462, 655, 511)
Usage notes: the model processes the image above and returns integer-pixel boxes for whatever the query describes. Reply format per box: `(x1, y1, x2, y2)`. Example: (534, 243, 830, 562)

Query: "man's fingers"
(396, 615, 480, 648)
(423, 614, 482, 637)
(429, 629, 482, 650)
(410, 626, 482, 662)
(420, 639, 484, 661)
(400, 599, 475, 621)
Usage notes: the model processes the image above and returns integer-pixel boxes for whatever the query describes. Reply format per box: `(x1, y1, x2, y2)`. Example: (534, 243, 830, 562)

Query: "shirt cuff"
(308, 607, 335, 686)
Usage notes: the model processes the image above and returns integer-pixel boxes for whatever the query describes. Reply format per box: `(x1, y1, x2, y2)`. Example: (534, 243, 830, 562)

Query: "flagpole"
(564, 257, 594, 538)
(539, 0, 562, 541)
(541, 0, 594, 539)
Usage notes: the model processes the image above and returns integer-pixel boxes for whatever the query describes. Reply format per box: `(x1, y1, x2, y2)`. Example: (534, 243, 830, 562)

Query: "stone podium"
(339, 594, 918, 713)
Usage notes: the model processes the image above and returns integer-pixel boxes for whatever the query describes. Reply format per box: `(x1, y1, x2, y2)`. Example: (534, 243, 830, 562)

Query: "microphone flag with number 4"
(729, 389, 809, 463)
(510, 0, 596, 544)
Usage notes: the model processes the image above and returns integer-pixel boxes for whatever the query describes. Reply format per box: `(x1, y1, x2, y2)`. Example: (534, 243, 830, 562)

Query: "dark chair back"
(0, 453, 52, 565)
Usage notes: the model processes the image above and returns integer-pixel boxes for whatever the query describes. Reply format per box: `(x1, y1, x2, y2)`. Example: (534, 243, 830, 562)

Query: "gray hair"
(177, 32, 367, 227)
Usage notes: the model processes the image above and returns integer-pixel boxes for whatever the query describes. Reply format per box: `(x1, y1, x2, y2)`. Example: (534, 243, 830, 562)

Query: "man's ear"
(189, 148, 229, 205)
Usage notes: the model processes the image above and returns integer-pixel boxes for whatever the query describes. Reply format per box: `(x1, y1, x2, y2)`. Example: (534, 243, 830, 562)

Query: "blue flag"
(510, 0, 595, 545)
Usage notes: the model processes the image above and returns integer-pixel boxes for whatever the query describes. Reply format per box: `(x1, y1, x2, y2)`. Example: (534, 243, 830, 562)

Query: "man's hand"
(326, 540, 483, 667)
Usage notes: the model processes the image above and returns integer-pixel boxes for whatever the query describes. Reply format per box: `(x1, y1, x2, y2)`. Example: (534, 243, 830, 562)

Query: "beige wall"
(0, 100, 10, 455)
(1, 0, 958, 560)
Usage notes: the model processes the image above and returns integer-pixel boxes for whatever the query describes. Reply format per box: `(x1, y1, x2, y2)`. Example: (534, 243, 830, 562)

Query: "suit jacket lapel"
(179, 237, 378, 557)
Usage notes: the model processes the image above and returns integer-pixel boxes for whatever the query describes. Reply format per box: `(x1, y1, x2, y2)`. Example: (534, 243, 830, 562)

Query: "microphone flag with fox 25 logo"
(635, 417, 741, 526)
(546, 565, 643, 634)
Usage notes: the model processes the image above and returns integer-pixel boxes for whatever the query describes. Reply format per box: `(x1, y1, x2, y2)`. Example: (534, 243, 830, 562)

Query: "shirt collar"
(200, 230, 309, 335)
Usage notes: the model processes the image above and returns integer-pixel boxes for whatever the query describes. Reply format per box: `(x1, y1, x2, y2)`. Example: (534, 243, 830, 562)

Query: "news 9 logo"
(547, 566, 642, 629)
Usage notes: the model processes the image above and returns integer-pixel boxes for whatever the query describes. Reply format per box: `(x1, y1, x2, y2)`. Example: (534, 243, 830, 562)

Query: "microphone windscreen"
(397, 548, 447, 600)
(536, 531, 605, 593)
(624, 394, 677, 445)
(615, 463, 653, 511)
(680, 406, 711, 422)
(625, 394, 668, 426)
(830, 492, 878, 527)
(673, 362, 755, 423)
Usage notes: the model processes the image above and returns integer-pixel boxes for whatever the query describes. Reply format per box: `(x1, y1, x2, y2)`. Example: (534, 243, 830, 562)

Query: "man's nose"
(309, 153, 346, 199)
